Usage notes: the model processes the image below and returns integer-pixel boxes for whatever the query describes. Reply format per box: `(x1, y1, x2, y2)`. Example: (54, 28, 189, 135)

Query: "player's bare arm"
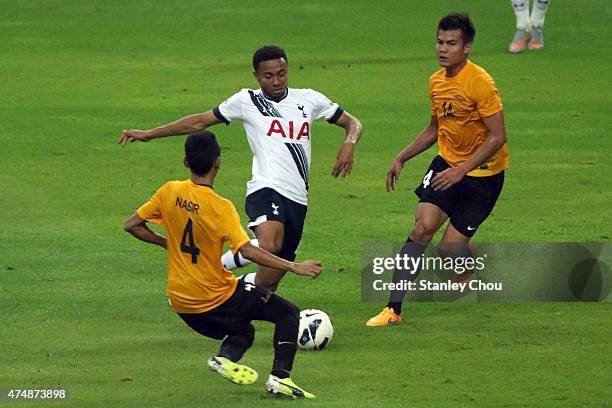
(238, 241, 322, 278)
(331, 111, 363, 178)
(431, 110, 507, 191)
(386, 116, 438, 192)
(124, 213, 167, 248)
(118, 110, 222, 146)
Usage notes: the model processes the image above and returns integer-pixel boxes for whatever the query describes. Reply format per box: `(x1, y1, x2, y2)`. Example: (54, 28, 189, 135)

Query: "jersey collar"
(262, 87, 289, 103)
(189, 180, 214, 189)
(445, 59, 473, 80)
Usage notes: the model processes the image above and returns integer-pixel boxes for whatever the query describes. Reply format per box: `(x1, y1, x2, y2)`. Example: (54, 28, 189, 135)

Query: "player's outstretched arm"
(430, 111, 507, 191)
(387, 116, 438, 191)
(118, 110, 223, 146)
(238, 241, 322, 278)
(124, 213, 167, 248)
(331, 111, 363, 178)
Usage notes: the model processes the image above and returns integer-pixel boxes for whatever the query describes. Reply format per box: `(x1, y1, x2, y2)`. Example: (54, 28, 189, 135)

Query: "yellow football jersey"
(137, 180, 250, 313)
(430, 60, 510, 177)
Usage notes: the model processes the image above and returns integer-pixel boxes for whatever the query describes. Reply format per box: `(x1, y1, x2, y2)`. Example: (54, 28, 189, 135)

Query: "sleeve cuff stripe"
(327, 106, 344, 124)
(213, 107, 230, 125)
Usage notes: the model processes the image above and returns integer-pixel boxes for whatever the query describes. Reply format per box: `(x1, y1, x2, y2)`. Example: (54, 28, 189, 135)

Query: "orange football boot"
(366, 307, 402, 327)
(509, 29, 530, 53)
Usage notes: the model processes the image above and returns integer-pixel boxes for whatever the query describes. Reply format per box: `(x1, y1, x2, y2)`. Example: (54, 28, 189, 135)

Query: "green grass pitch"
(1, 1, 611, 407)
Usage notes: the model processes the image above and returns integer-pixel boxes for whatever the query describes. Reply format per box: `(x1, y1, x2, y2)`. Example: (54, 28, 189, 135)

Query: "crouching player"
(124, 131, 321, 399)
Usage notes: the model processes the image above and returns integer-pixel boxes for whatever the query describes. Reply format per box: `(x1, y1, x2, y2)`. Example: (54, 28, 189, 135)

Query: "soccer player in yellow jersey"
(124, 131, 322, 398)
(367, 12, 509, 326)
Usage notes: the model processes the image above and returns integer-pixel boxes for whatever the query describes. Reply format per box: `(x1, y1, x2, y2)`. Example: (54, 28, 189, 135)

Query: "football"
(297, 309, 333, 350)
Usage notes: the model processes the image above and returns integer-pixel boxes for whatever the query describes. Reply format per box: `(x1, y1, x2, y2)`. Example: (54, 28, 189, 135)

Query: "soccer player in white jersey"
(119, 45, 363, 291)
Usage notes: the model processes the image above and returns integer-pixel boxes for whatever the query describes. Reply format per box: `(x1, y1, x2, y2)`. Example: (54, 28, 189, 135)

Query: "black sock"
(386, 302, 403, 315)
(270, 310, 299, 378)
(218, 325, 255, 362)
(386, 238, 427, 315)
(271, 369, 290, 379)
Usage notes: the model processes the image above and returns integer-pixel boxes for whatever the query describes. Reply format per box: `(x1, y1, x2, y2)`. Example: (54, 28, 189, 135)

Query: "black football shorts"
(178, 279, 299, 340)
(415, 155, 504, 237)
(245, 188, 307, 262)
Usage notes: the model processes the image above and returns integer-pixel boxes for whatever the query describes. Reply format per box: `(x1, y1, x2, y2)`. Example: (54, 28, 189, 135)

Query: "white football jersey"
(214, 88, 343, 205)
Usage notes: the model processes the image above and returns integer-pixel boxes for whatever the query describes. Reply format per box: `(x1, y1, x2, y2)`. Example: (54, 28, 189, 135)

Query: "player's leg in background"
(366, 202, 448, 326)
(253, 220, 287, 291)
(509, 0, 531, 53)
(222, 239, 259, 270)
(439, 223, 475, 284)
(236, 188, 296, 290)
(253, 200, 305, 291)
(529, 0, 550, 49)
(223, 224, 286, 289)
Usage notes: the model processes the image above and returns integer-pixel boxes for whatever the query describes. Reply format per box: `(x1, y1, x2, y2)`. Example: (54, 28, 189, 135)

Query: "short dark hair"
(184, 131, 221, 176)
(252, 45, 287, 72)
(438, 12, 476, 44)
